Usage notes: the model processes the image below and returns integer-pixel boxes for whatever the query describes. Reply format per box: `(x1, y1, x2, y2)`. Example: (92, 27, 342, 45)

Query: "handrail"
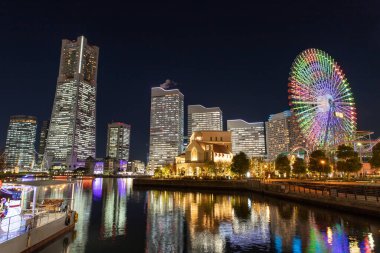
(261, 180, 380, 204)
(0, 209, 70, 243)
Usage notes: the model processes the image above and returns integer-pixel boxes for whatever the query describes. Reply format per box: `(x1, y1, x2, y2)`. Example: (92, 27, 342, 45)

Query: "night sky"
(0, 1, 379, 162)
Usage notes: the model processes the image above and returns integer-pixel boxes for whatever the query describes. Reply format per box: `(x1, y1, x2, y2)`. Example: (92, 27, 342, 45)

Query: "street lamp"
(357, 142, 364, 177)
(357, 142, 363, 162)
(320, 160, 326, 179)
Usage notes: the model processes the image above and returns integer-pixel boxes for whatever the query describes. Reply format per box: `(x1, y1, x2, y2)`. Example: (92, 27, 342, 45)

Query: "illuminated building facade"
(45, 36, 99, 169)
(148, 87, 184, 171)
(106, 122, 131, 161)
(265, 111, 291, 160)
(187, 105, 223, 137)
(288, 114, 306, 150)
(37, 120, 49, 165)
(227, 119, 266, 158)
(4, 115, 37, 170)
(127, 160, 145, 174)
(175, 131, 233, 176)
(265, 110, 305, 160)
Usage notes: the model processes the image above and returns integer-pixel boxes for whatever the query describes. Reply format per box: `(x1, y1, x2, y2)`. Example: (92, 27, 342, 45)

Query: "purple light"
(93, 178, 103, 199)
(117, 179, 126, 196)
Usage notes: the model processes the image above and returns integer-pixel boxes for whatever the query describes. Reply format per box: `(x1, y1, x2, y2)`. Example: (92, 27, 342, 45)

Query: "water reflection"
(100, 178, 129, 239)
(36, 179, 379, 253)
(145, 190, 379, 252)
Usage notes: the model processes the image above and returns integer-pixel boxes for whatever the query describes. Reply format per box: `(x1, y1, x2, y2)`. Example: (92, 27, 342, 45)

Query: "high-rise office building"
(265, 111, 291, 160)
(4, 115, 37, 170)
(148, 87, 184, 171)
(288, 114, 306, 150)
(45, 36, 99, 169)
(265, 110, 305, 160)
(227, 119, 266, 158)
(106, 122, 131, 161)
(187, 105, 223, 137)
(37, 120, 50, 165)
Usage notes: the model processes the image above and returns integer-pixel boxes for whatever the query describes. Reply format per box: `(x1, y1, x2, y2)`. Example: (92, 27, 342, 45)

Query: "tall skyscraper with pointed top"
(45, 36, 99, 169)
(148, 86, 184, 171)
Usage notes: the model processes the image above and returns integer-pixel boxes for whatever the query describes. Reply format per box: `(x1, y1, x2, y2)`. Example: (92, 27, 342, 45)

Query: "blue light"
(275, 235, 282, 253)
(292, 237, 302, 253)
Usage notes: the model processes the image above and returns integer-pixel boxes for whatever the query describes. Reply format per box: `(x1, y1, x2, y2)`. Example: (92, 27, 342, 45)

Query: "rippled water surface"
(36, 178, 379, 253)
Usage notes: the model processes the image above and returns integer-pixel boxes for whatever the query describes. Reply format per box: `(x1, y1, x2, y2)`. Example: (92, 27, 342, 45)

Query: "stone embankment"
(133, 178, 380, 218)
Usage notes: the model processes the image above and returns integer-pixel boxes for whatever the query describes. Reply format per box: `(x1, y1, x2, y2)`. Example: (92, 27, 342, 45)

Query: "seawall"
(133, 178, 380, 218)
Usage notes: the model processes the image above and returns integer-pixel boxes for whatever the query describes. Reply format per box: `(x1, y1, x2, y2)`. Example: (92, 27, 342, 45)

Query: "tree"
(292, 158, 307, 176)
(216, 161, 231, 177)
(231, 152, 250, 178)
(204, 161, 217, 177)
(309, 150, 331, 177)
(370, 143, 380, 169)
(250, 157, 268, 178)
(275, 155, 291, 177)
(336, 145, 362, 175)
(154, 165, 172, 178)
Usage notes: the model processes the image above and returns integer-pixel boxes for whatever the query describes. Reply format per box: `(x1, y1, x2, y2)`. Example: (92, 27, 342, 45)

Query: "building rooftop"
(212, 144, 231, 154)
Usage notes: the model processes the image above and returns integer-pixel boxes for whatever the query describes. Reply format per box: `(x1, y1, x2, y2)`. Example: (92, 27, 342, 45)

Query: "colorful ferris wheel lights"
(288, 48, 357, 149)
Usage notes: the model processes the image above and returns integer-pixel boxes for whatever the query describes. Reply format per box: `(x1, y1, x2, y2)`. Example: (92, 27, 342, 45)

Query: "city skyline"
(0, 1, 379, 162)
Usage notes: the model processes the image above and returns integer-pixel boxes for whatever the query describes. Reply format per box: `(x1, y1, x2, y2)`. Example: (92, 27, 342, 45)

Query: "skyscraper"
(37, 120, 49, 165)
(265, 110, 305, 160)
(187, 105, 223, 137)
(148, 87, 184, 171)
(288, 114, 306, 151)
(265, 111, 291, 160)
(106, 122, 131, 161)
(45, 36, 99, 169)
(4, 115, 37, 170)
(227, 119, 266, 158)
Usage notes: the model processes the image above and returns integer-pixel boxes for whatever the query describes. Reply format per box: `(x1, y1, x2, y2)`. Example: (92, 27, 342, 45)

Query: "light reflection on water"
(36, 178, 379, 253)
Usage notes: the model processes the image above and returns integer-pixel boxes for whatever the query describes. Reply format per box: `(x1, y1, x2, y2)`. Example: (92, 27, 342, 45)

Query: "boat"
(0, 180, 78, 253)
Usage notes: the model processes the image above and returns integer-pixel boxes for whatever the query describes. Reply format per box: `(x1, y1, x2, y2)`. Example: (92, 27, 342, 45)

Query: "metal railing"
(261, 180, 380, 205)
(0, 199, 73, 244)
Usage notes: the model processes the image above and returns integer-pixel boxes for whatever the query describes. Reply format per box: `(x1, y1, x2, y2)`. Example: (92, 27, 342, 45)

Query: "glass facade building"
(45, 36, 99, 169)
(265, 111, 291, 160)
(37, 120, 49, 165)
(4, 115, 37, 170)
(187, 105, 223, 137)
(265, 110, 305, 160)
(148, 87, 184, 171)
(106, 122, 131, 161)
(227, 119, 266, 158)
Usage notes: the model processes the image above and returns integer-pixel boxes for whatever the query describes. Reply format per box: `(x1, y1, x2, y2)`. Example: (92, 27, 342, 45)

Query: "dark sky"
(0, 0, 379, 162)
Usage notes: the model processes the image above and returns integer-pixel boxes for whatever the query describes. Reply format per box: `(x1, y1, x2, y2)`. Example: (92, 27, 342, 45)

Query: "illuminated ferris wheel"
(288, 48, 357, 150)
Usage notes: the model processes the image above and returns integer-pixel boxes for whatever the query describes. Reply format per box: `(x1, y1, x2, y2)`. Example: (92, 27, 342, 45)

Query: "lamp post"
(320, 160, 326, 179)
(357, 142, 364, 177)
